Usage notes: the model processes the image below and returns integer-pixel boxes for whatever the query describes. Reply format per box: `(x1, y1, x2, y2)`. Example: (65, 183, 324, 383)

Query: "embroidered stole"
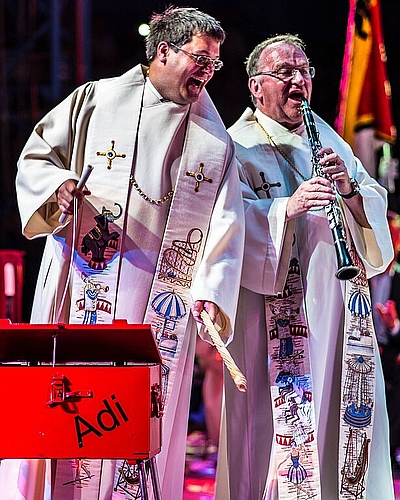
(266, 244, 376, 500)
(339, 249, 375, 500)
(142, 112, 228, 413)
(265, 248, 321, 500)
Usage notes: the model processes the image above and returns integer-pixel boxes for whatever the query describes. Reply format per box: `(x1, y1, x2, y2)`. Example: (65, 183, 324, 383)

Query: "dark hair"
(145, 6, 226, 63)
(246, 34, 307, 77)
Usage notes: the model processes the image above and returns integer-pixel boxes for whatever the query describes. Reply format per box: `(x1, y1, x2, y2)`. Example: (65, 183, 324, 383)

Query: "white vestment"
(216, 108, 394, 500)
(3, 65, 244, 500)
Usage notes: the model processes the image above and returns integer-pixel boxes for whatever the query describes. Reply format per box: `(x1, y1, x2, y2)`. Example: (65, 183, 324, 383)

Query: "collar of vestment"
(145, 75, 173, 104)
(254, 108, 306, 140)
(253, 108, 311, 181)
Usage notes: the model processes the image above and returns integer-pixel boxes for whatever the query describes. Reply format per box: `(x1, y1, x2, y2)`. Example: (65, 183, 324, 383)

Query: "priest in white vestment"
(216, 35, 394, 500)
(2, 7, 244, 500)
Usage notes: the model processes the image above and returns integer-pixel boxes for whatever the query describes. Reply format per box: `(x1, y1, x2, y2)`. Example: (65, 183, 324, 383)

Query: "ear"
(249, 76, 263, 101)
(157, 41, 170, 63)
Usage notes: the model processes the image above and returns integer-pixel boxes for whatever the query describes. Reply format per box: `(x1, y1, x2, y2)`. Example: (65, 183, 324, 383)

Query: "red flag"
(335, 0, 396, 159)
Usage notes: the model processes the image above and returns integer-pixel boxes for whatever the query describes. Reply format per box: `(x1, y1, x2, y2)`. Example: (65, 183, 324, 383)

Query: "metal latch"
(150, 383, 164, 418)
(47, 372, 93, 406)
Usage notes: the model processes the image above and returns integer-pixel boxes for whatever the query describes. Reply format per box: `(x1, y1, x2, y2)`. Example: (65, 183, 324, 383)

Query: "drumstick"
(200, 310, 248, 392)
(58, 164, 94, 223)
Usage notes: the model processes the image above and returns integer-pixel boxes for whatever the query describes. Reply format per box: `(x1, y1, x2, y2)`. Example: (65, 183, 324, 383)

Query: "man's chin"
(184, 90, 202, 104)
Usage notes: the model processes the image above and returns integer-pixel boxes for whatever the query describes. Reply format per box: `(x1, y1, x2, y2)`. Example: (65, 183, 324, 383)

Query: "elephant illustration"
(81, 203, 122, 270)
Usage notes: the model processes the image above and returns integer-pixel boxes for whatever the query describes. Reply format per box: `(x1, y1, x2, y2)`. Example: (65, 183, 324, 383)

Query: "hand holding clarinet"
(298, 98, 360, 280)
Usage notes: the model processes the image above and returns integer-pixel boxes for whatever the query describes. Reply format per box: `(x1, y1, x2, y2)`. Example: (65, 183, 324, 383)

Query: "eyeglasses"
(254, 67, 316, 81)
(169, 43, 224, 71)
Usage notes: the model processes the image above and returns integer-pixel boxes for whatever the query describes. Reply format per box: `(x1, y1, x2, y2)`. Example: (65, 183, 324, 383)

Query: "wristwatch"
(340, 178, 360, 199)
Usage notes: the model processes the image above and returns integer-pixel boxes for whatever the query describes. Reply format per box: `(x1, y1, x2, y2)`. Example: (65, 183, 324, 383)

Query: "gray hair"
(245, 34, 307, 106)
(245, 34, 307, 77)
(145, 6, 226, 63)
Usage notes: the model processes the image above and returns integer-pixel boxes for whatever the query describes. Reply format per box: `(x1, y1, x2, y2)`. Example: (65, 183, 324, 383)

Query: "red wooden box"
(0, 320, 162, 460)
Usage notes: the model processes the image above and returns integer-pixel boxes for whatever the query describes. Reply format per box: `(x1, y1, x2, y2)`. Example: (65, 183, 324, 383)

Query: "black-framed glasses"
(169, 43, 224, 71)
(254, 67, 316, 81)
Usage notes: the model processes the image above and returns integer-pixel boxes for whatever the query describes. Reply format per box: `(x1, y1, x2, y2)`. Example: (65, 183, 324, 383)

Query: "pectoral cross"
(97, 140, 126, 170)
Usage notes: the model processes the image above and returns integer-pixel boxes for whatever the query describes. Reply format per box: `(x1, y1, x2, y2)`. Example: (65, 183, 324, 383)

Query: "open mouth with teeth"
(289, 91, 304, 102)
(189, 77, 204, 88)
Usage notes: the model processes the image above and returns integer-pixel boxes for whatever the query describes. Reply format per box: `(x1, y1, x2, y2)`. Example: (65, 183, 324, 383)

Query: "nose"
(291, 69, 306, 82)
(201, 62, 215, 75)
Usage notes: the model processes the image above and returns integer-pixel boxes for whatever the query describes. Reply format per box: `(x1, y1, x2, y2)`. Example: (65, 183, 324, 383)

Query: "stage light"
(138, 23, 150, 37)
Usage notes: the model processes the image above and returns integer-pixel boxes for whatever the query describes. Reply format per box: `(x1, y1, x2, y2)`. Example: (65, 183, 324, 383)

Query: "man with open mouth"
(217, 33, 394, 500)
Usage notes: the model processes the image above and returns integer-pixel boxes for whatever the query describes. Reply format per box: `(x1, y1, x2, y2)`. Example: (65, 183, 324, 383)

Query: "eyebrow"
(273, 62, 310, 69)
(193, 50, 220, 59)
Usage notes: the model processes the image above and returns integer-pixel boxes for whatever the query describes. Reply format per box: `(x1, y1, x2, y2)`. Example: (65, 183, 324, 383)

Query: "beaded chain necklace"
(129, 74, 189, 206)
(255, 117, 309, 182)
(129, 175, 174, 206)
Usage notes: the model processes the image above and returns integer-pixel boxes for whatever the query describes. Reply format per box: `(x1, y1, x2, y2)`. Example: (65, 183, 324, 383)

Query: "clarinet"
(300, 97, 360, 281)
